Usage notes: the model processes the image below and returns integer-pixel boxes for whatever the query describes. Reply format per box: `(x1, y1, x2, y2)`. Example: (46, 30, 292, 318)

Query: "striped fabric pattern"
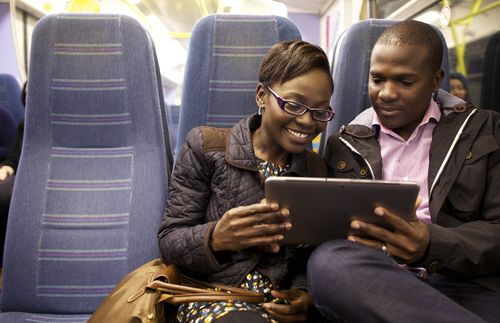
(51, 113, 131, 126)
(51, 146, 133, 158)
(51, 78, 126, 91)
(206, 113, 250, 127)
(0, 12, 168, 320)
(206, 15, 280, 127)
(37, 14, 132, 306)
(24, 314, 90, 322)
(46, 179, 132, 191)
(38, 248, 127, 261)
(208, 80, 256, 92)
(54, 43, 123, 56)
(212, 45, 270, 57)
(37, 285, 115, 298)
(42, 212, 129, 227)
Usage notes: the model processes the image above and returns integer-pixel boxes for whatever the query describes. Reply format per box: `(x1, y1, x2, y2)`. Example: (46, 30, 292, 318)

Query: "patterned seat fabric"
(175, 14, 302, 157)
(0, 13, 168, 321)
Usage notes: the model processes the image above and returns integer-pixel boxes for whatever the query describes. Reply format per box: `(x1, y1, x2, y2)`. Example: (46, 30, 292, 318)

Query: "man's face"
(368, 43, 443, 140)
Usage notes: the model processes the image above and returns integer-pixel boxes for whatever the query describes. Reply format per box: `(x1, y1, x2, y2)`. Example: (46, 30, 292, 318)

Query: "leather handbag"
(88, 258, 266, 323)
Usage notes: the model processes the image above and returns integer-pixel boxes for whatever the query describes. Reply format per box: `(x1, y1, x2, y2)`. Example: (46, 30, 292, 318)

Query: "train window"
(376, 0, 414, 18)
(414, 0, 500, 107)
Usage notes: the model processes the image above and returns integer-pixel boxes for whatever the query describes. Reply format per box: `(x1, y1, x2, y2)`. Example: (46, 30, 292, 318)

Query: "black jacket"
(1, 121, 24, 171)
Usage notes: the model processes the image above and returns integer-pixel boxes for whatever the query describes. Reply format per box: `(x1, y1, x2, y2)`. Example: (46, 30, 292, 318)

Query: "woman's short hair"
(258, 40, 333, 91)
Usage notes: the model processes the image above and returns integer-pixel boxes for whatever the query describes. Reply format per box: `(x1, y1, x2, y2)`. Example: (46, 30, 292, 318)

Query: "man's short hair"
(376, 20, 443, 72)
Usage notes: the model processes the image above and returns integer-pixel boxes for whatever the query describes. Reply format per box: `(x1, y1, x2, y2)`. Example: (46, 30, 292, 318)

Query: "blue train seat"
(0, 13, 169, 321)
(175, 14, 302, 157)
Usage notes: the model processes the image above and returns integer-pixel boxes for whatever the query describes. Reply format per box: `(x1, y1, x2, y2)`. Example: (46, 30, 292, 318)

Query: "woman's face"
(450, 78, 467, 100)
(256, 68, 333, 157)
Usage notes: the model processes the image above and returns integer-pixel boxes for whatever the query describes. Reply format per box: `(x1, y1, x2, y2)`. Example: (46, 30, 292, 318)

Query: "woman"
(158, 40, 333, 322)
(450, 71, 470, 101)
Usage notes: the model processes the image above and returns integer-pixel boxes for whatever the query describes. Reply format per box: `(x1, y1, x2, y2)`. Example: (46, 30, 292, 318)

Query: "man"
(308, 20, 500, 322)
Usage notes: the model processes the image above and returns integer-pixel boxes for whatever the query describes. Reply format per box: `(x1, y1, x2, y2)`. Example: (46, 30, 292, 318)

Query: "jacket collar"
(224, 113, 312, 177)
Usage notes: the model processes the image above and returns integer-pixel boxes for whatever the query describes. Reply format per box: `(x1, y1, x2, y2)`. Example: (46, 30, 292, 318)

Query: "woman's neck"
(252, 129, 289, 165)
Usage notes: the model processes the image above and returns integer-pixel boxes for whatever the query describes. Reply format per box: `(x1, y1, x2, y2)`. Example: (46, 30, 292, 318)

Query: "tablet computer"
(264, 177, 420, 245)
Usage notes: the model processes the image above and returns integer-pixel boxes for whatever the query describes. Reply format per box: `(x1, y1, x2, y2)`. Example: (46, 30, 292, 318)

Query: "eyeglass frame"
(264, 84, 335, 122)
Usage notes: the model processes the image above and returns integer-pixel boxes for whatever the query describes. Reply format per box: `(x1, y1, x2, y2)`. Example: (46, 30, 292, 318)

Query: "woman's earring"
(258, 105, 264, 115)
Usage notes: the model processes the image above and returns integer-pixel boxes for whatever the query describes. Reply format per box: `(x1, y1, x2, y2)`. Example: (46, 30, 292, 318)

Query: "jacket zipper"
(429, 108, 478, 196)
(338, 136, 376, 179)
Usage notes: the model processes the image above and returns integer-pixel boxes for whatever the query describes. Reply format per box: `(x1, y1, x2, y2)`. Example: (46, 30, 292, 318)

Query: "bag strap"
(158, 292, 265, 304)
(145, 269, 266, 304)
(152, 280, 266, 304)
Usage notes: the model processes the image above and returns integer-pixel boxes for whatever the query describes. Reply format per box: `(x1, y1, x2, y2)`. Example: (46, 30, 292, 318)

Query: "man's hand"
(348, 198, 430, 264)
(262, 289, 312, 322)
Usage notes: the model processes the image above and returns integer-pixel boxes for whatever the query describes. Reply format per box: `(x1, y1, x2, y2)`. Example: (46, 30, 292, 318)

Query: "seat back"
(0, 74, 24, 124)
(151, 42, 174, 175)
(319, 19, 450, 154)
(175, 14, 301, 156)
(1, 13, 168, 317)
(166, 104, 180, 152)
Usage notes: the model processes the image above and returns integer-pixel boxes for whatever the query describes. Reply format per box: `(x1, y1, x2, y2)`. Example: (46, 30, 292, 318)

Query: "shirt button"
(428, 261, 441, 272)
(336, 161, 347, 170)
(465, 151, 472, 160)
(453, 105, 466, 113)
(360, 167, 368, 176)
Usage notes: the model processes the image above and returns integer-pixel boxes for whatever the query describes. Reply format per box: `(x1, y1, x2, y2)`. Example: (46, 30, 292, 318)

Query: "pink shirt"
(372, 100, 441, 223)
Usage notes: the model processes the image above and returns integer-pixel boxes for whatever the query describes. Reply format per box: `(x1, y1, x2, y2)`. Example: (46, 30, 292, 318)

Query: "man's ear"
(255, 83, 266, 107)
(433, 69, 445, 92)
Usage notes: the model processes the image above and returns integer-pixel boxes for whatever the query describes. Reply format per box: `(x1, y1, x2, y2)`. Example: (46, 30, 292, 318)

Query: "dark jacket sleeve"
(1, 121, 24, 171)
(157, 127, 225, 276)
(0, 111, 18, 162)
(421, 113, 500, 280)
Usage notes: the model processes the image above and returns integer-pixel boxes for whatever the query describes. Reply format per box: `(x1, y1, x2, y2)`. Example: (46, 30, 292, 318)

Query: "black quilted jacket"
(158, 114, 329, 289)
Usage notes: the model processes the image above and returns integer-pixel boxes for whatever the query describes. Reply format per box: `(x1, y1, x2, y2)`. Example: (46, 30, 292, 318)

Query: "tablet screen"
(265, 177, 420, 245)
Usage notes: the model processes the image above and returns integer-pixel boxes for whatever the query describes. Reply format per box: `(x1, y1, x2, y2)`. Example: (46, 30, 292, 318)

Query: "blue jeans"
(307, 240, 500, 323)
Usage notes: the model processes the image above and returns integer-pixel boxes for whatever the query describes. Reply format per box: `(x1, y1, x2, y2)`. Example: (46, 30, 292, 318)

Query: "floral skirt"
(176, 271, 279, 322)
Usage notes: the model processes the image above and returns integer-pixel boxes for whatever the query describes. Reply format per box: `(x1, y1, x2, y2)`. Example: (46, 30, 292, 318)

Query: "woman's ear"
(255, 83, 266, 108)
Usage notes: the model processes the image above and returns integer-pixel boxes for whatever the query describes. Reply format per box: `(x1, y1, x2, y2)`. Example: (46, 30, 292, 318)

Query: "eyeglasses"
(266, 85, 334, 122)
